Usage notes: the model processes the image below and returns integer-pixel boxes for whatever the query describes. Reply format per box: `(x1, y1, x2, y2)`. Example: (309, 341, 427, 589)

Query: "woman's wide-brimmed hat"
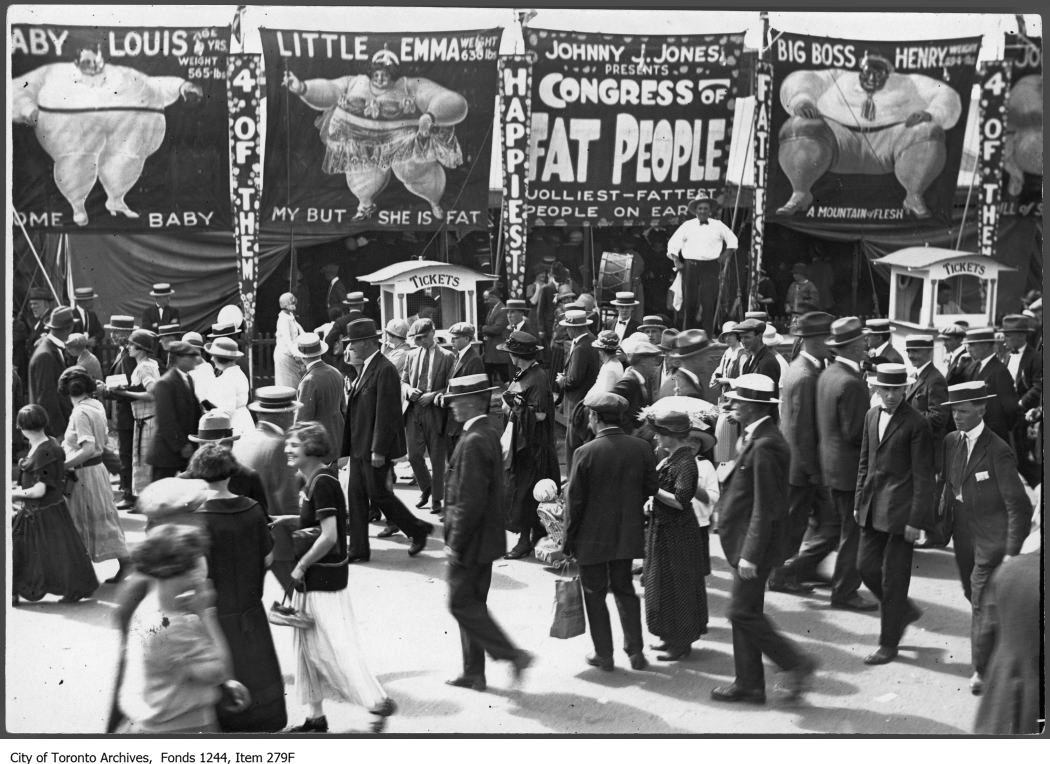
(204, 336, 244, 360)
(498, 331, 543, 356)
(187, 411, 240, 443)
(593, 330, 621, 352)
(725, 373, 780, 404)
(249, 385, 302, 414)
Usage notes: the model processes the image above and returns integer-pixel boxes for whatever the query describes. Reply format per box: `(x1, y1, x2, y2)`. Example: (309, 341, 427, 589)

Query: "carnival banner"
(976, 61, 1011, 258)
(227, 53, 262, 338)
(259, 27, 502, 233)
(767, 32, 981, 225)
(11, 24, 231, 231)
(750, 61, 772, 309)
(1003, 35, 1042, 217)
(499, 54, 533, 299)
(524, 29, 745, 227)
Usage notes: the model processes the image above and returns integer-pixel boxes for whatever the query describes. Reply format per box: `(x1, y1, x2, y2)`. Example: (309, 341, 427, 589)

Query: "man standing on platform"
(442, 374, 533, 692)
(666, 196, 737, 333)
(141, 283, 180, 333)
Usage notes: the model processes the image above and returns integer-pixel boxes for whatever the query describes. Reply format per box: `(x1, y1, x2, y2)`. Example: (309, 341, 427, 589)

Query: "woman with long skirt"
(643, 409, 707, 662)
(60, 366, 132, 583)
(206, 337, 255, 437)
(284, 422, 397, 734)
(11, 404, 99, 605)
(274, 292, 306, 389)
(186, 443, 287, 732)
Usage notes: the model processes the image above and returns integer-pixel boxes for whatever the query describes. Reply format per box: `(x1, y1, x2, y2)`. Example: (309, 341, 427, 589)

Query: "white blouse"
(691, 458, 721, 528)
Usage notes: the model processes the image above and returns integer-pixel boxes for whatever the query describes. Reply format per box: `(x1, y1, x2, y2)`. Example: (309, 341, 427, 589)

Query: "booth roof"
(873, 247, 1018, 273)
(358, 259, 497, 286)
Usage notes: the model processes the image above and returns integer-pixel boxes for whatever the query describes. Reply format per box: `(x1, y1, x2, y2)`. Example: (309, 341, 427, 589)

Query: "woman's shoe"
(656, 645, 692, 662)
(369, 698, 397, 717)
(104, 559, 133, 585)
(58, 595, 82, 604)
(288, 716, 328, 733)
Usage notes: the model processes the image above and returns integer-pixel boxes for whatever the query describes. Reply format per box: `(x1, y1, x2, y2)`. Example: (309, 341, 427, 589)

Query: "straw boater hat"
(610, 291, 640, 308)
(157, 323, 181, 338)
(205, 336, 244, 360)
(72, 287, 97, 301)
(149, 283, 174, 298)
(443, 373, 499, 400)
(904, 334, 935, 350)
(505, 299, 529, 313)
(105, 315, 137, 332)
(825, 317, 866, 347)
(640, 315, 667, 331)
(941, 380, 995, 406)
(28, 287, 53, 302)
(868, 363, 910, 388)
(188, 411, 240, 443)
(668, 329, 711, 358)
(296, 332, 329, 358)
(744, 310, 769, 322)
(864, 318, 892, 336)
(208, 321, 241, 339)
(498, 331, 542, 356)
(342, 291, 369, 307)
(791, 312, 834, 337)
(248, 385, 303, 414)
(963, 327, 996, 345)
(725, 373, 780, 405)
(559, 309, 590, 328)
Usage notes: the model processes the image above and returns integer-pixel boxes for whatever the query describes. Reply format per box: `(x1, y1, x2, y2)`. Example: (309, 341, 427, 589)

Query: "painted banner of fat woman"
(767, 32, 981, 225)
(11, 25, 231, 231)
(260, 28, 502, 233)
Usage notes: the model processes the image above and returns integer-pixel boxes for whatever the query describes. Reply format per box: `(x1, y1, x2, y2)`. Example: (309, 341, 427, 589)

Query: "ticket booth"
(358, 259, 496, 333)
(873, 246, 1015, 361)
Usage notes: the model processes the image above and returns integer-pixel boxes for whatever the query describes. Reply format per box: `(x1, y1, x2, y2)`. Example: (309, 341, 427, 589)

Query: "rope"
(955, 151, 980, 250)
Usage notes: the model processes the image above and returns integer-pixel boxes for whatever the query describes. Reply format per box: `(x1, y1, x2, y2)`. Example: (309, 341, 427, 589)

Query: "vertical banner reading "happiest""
(976, 60, 1011, 258)
(227, 53, 262, 340)
(499, 54, 533, 299)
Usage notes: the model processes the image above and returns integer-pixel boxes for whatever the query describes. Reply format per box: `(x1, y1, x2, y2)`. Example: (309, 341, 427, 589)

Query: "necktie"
(417, 348, 431, 392)
(949, 434, 968, 502)
(186, 373, 196, 397)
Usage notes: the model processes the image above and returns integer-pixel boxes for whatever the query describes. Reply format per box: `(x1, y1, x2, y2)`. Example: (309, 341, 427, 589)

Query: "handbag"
(267, 587, 315, 630)
(102, 446, 122, 476)
(549, 574, 586, 639)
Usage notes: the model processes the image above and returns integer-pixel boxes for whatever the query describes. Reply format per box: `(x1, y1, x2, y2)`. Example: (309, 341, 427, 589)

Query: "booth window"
(894, 274, 923, 324)
(936, 275, 985, 315)
(405, 288, 466, 329)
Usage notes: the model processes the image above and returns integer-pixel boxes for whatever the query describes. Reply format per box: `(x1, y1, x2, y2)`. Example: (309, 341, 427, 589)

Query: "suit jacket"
(564, 427, 658, 565)
(779, 353, 822, 487)
(72, 306, 105, 346)
(611, 367, 651, 432)
(296, 360, 347, 451)
(561, 333, 600, 411)
(743, 345, 782, 391)
(605, 316, 641, 339)
(869, 343, 904, 367)
(944, 347, 973, 386)
(480, 301, 509, 364)
(325, 278, 348, 310)
(25, 312, 52, 360)
(28, 336, 71, 438)
(442, 346, 486, 439)
(505, 318, 538, 344)
(402, 343, 455, 433)
(231, 422, 300, 515)
(108, 346, 137, 430)
(905, 363, 949, 446)
(816, 360, 869, 491)
(443, 418, 506, 566)
(1012, 345, 1042, 412)
(968, 356, 1020, 443)
(941, 427, 1030, 564)
(716, 417, 792, 568)
(141, 304, 181, 333)
(344, 352, 406, 460)
(855, 404, 934, 534)
(147, 368, 202, 469)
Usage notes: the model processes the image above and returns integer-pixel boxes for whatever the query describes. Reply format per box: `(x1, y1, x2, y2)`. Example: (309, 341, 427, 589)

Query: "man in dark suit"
(28, 305, 74, 437)
(605, 292, 641, 340)
(963, 327, 1019, 445)
(770, 312, 833, 594)
(321, 263, 347, 312)
(564, 391, 658, 672)
(736, 318, 782, 392)
(295, 333, 346, 451)
(940, 381, 1031, 694)
(504, 299, 537, 380)
(712, 373, 818, 704)
(147, 341, 203, 480)
(323, 291, 369, 367)
(102, 315, 139, 507)
(24, 287, 55, 361)
(864, 318, 904, 369)
(557, 309, 600, 465)
(1000, 314, 1042, 486)
(442, 374, 533, 691)
(438, 322, 487, 458)
(939, 324, 972, 385)
(854, 364, 934, 665)
(402, 318, 456, 513)
(342, 318, 433, 560)
(611, 339, 661, 433)
(70, 287, 105, 348)
(141, 283, 180, 333)
(480, 288, 510, 384)
(903, 335, 949, 451)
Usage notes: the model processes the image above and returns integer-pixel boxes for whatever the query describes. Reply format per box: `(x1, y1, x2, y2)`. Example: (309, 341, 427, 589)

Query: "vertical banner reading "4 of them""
(976, 61, 1011, 257)
(499, 54, 533, 299)
(227, 54, 262, 339)
(750, 61, 772, 309)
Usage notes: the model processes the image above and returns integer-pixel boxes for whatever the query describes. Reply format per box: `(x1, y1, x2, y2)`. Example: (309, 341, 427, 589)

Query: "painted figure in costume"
(776, 53, 962, 219)
(11, 47, 204, 226)
(283, 48, 468, 221)
(1003, 74, 1042, 197)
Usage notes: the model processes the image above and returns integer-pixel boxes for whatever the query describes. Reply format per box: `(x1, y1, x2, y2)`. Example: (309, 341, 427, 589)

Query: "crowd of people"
(9, 262, 1043, 735)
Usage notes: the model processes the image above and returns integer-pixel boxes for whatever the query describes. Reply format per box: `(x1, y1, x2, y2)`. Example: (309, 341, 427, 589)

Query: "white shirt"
(872, 340, 892, 358)
(914, 360, 931, 377)
(613, 319, 631, 339)
(878, 406, 895, 441)
(961, 420, 985, 460)
(691, 458, 721, 528)
(667, 217, 738, 262)
(1007, 348, 1024, 381)
(356, 348, 381, 387)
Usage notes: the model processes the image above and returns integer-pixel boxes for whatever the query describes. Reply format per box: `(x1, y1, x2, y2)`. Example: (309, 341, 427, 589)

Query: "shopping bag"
(268, 588, 315, 630)
(549, 576, 585, 639)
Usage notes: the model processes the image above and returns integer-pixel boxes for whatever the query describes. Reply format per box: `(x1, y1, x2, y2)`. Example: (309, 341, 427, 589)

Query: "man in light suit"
(28, 305, 74, 437)
(557, 309, 600, 465)
(141, 282, 180, 333)
(442, 374, 533, 691)
(480, 288, 510, 384)
(147, 341, 203, 480)
(1000, 314, 1042, 486)
(854, 364, 934, 665)
(564, 391, 658, 672)
(402, 318, 455, 513)
(295, 333, 346, 452)
(940, 381, 1031, 695)
(438, 322, 487, 459)
(963, 327, 1019, 445)
(769, 312, 833, 594)
(342, 319, 432, 560)
(233, 385, 301, 517)
(70, 287, 105, 348)
(712, 373, 818, 705)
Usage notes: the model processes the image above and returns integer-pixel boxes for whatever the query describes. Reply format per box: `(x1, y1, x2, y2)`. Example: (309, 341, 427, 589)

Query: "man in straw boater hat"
(341, 318, 433, 561)
(853, 364, 934, 666)
(441, 373, 534, 692)
(937, 323, 972, 386)
(999, 314, 1042, 487)
(102, 315, 139, 508)
(712, 373, 818, 704)
(294, 332, 346, 453)
(961, 327, 1019, 445)
(70, 286, 105, 348)
(233, 386, 303, 518)
(563, 391, 658, 673)
(557, 309, 601, 465)
(28, 305, 75, 437)
(500, 331, 560, 560)
(863, 318, 904, 369)
(141, 282, 180, 334)
(666, 194, 738, 334)
(637, 314, 667, 346)
(938, 381, 1031, 696)
(146, 340, 203, 480)
(605, 292, 641, 340)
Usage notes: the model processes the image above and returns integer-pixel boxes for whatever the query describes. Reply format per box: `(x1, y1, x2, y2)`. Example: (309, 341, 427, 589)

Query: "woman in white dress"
(589, 330, 625, 396)
(113, 329, 161, 496)
(205, 337, 255, 436)
(274, 292, 305, 388)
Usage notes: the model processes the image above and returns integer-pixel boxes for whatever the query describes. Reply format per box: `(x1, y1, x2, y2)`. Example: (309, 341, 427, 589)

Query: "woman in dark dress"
(643, 410, 707, 661)
(10, 404, 99, 605)
(500, 332, 560, 560)
(185, 443, 287, 733)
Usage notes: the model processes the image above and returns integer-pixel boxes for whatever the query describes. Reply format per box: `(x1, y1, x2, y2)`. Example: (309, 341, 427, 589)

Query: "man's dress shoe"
(446, 675, 487, 692)
(710, 684, 766, 704)
(376, 525, 398, 538)
(586, 654, 614, 671)
(415, 488, 431, 509)
(830, 594, 878, 612)
(408, 524, 433, 556)
(628, 653, 649, 670)
(864, 647, 898, 665)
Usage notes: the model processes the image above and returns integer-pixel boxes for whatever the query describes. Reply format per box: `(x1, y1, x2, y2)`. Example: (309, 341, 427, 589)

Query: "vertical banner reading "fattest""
(499, 54, 533, 299)
(227, 53, 262, 339)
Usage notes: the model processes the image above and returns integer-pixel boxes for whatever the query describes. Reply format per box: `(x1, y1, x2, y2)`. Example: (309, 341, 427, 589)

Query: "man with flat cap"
(1000, 315, 1042, 486)
(442, 374, 533, 691)
(939, 323, 972, 385)
(564, 391, 658, 672)
(295, 332, 346, 451)
(147, 340, 203, 480)
(962, 328, 1019, 445)
(28, 304, 75, 437)
(737, 318, 782, 392)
